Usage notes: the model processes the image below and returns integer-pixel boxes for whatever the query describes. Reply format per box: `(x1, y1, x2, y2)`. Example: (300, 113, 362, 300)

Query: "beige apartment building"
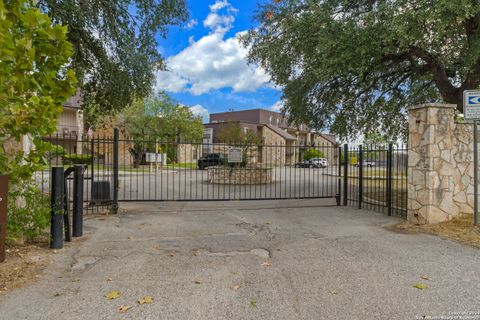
(45, 89, 85, 154)
(204, 109, 338, 165)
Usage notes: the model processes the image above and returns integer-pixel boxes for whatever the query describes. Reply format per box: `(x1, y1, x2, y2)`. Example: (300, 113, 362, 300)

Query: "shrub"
(304, 148, 325, 160)
(50, 145, 67, 158)
(7, 183, 51, 244)
(63, 154, 92, 165)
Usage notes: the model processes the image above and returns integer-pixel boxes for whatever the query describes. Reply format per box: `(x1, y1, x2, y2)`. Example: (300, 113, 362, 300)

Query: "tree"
(241, 0, 480, 139)
(303, 148, 324, 161)
(37, 0, 188, 124)
(216, 122, 262, 166)
(0, 0, 76, 182)
(120, 92, 203, 166)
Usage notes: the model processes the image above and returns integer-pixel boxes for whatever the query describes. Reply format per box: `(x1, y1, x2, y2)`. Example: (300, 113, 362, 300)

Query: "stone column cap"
(408, 103, 457, 111)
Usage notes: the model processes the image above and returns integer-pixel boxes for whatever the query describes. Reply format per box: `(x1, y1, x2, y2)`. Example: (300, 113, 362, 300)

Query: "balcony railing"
(52, 125, 82, 137)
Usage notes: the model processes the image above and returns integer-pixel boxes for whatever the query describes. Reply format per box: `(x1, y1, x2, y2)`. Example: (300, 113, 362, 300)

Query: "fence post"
(336, 147, 341, 205)
(387, 143, 393, 216)
(90, 136, 95, 201)
(50, 167, 64, 249)
(113, 128, 119, 214)
(358, 145, 363, 209)
(73, 165, 84, 237)
(343, 144, 348, 206)
(0, 175, 8, 263)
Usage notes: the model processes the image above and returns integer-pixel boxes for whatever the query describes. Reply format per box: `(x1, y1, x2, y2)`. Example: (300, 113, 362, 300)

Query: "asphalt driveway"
(1, 199, 479, 319)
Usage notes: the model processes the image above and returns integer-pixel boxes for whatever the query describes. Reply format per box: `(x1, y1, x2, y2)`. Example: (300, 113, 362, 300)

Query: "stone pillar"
(408, 104, 457, 224)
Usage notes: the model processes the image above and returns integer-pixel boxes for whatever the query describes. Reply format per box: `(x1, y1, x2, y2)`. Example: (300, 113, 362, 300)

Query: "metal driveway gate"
(37, 130, 407, 219)
(106, 132, 341, 202)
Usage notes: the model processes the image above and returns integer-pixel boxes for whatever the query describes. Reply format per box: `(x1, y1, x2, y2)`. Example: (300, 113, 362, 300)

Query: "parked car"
(355, 161, 376, 167)
(197, 153, 226, 170)
(310, 157, 328, 168)
(295, 160, 321, 168)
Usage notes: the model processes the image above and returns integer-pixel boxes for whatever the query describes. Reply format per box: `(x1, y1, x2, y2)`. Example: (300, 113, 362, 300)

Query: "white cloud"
(203, 12, 235, 33)
(185, 19, 198, 30)
(271, 100, 284, 112)
(189, 104, 210, 123)
(155, 1, 272, 96)
(209, 0, 238, 13)
(155, 71, 188, 93)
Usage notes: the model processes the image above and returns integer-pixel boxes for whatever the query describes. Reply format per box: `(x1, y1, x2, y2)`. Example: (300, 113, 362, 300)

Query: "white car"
(355, 161, 375, 167)
(310, 158, 329, 168)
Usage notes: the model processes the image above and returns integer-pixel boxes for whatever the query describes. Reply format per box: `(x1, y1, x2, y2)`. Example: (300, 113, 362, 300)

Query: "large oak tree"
(38, 0, 188, 124)
(241, 0, 480, 139)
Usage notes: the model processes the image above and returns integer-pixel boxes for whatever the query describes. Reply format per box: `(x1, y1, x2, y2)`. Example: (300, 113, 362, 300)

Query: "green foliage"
(49, 145, 66, 159)
(241, 0, 480, 140)
(37, 0, 188, 124)
(303, 148, 325, 161)
(216, 122, 262, 166)
(363, 133, 389, 146)
(216, 123, 262, 146)
(7, 182, 51, 243)
(62, 154, 92, 165)
(0, 0, 76, 183)
(121, 92, 203, 166)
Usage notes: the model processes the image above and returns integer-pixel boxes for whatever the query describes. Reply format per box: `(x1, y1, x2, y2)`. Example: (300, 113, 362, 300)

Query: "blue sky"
(154, 0, 282, 123)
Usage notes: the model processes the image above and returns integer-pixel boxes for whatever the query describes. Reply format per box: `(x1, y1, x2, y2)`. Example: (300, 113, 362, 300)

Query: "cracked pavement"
(1, 199, 480, 319)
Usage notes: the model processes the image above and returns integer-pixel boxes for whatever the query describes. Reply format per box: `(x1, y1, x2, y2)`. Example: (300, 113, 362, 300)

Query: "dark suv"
(197, 153, 226, 170)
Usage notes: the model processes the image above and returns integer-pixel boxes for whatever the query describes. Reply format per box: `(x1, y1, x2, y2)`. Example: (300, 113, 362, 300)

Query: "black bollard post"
(63, 167, 75, 242)
(72, 165, 84, 237)
(50, 167, 64, 249)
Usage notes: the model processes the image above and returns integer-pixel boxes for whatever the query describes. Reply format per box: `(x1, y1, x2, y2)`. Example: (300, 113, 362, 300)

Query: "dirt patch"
(389, 214, 480, 248)
(0, 245, 53, 295)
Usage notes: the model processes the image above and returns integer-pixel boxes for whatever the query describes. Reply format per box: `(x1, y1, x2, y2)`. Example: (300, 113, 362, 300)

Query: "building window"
(276, 118, 280, 126)
(269, 115, 273, 125)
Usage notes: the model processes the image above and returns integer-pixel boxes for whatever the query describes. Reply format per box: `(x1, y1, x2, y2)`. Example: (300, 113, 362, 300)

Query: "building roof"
(265, 125, 297, 141)
(318, 133, 337, 145)
(62, 89, 82, 109)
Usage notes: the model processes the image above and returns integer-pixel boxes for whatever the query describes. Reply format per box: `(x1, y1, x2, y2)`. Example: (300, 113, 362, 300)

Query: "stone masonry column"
(408, 104, 457, 224)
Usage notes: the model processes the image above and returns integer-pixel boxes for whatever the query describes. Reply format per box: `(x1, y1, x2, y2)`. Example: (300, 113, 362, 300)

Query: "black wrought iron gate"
(103, 132, 341, 202)
(38, 130, 407, 218)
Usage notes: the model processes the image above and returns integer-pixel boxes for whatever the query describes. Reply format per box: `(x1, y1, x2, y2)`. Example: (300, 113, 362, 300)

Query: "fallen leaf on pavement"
(194, 280, 202, 284)
(413, 283, 428, 290)
(127, 236, 133, 240)
(138, 296, 154, 305)
(261, 262, 272, 267)
(329, 290, 338, 295)
(250, 299, 257, 308)
(118, 305, 132, 313)
(105, 290, 121, 300)
(107, 277, 113, 282)
(420, 275, 430, 280)
(230, 285, 241, 291)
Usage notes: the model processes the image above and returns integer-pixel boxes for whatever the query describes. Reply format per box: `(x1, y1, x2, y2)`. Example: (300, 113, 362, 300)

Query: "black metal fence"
(36, 132, 114, 213)
(342, 144, 408, 218)
(35, 132, 408, 218)
(112, 134, 340, 201)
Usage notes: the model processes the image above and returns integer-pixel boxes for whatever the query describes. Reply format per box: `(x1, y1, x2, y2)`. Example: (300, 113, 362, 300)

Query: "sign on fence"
(464, 90, 480, 120)
(228, 148, 243, 163)
(146, 153, 167, 165)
